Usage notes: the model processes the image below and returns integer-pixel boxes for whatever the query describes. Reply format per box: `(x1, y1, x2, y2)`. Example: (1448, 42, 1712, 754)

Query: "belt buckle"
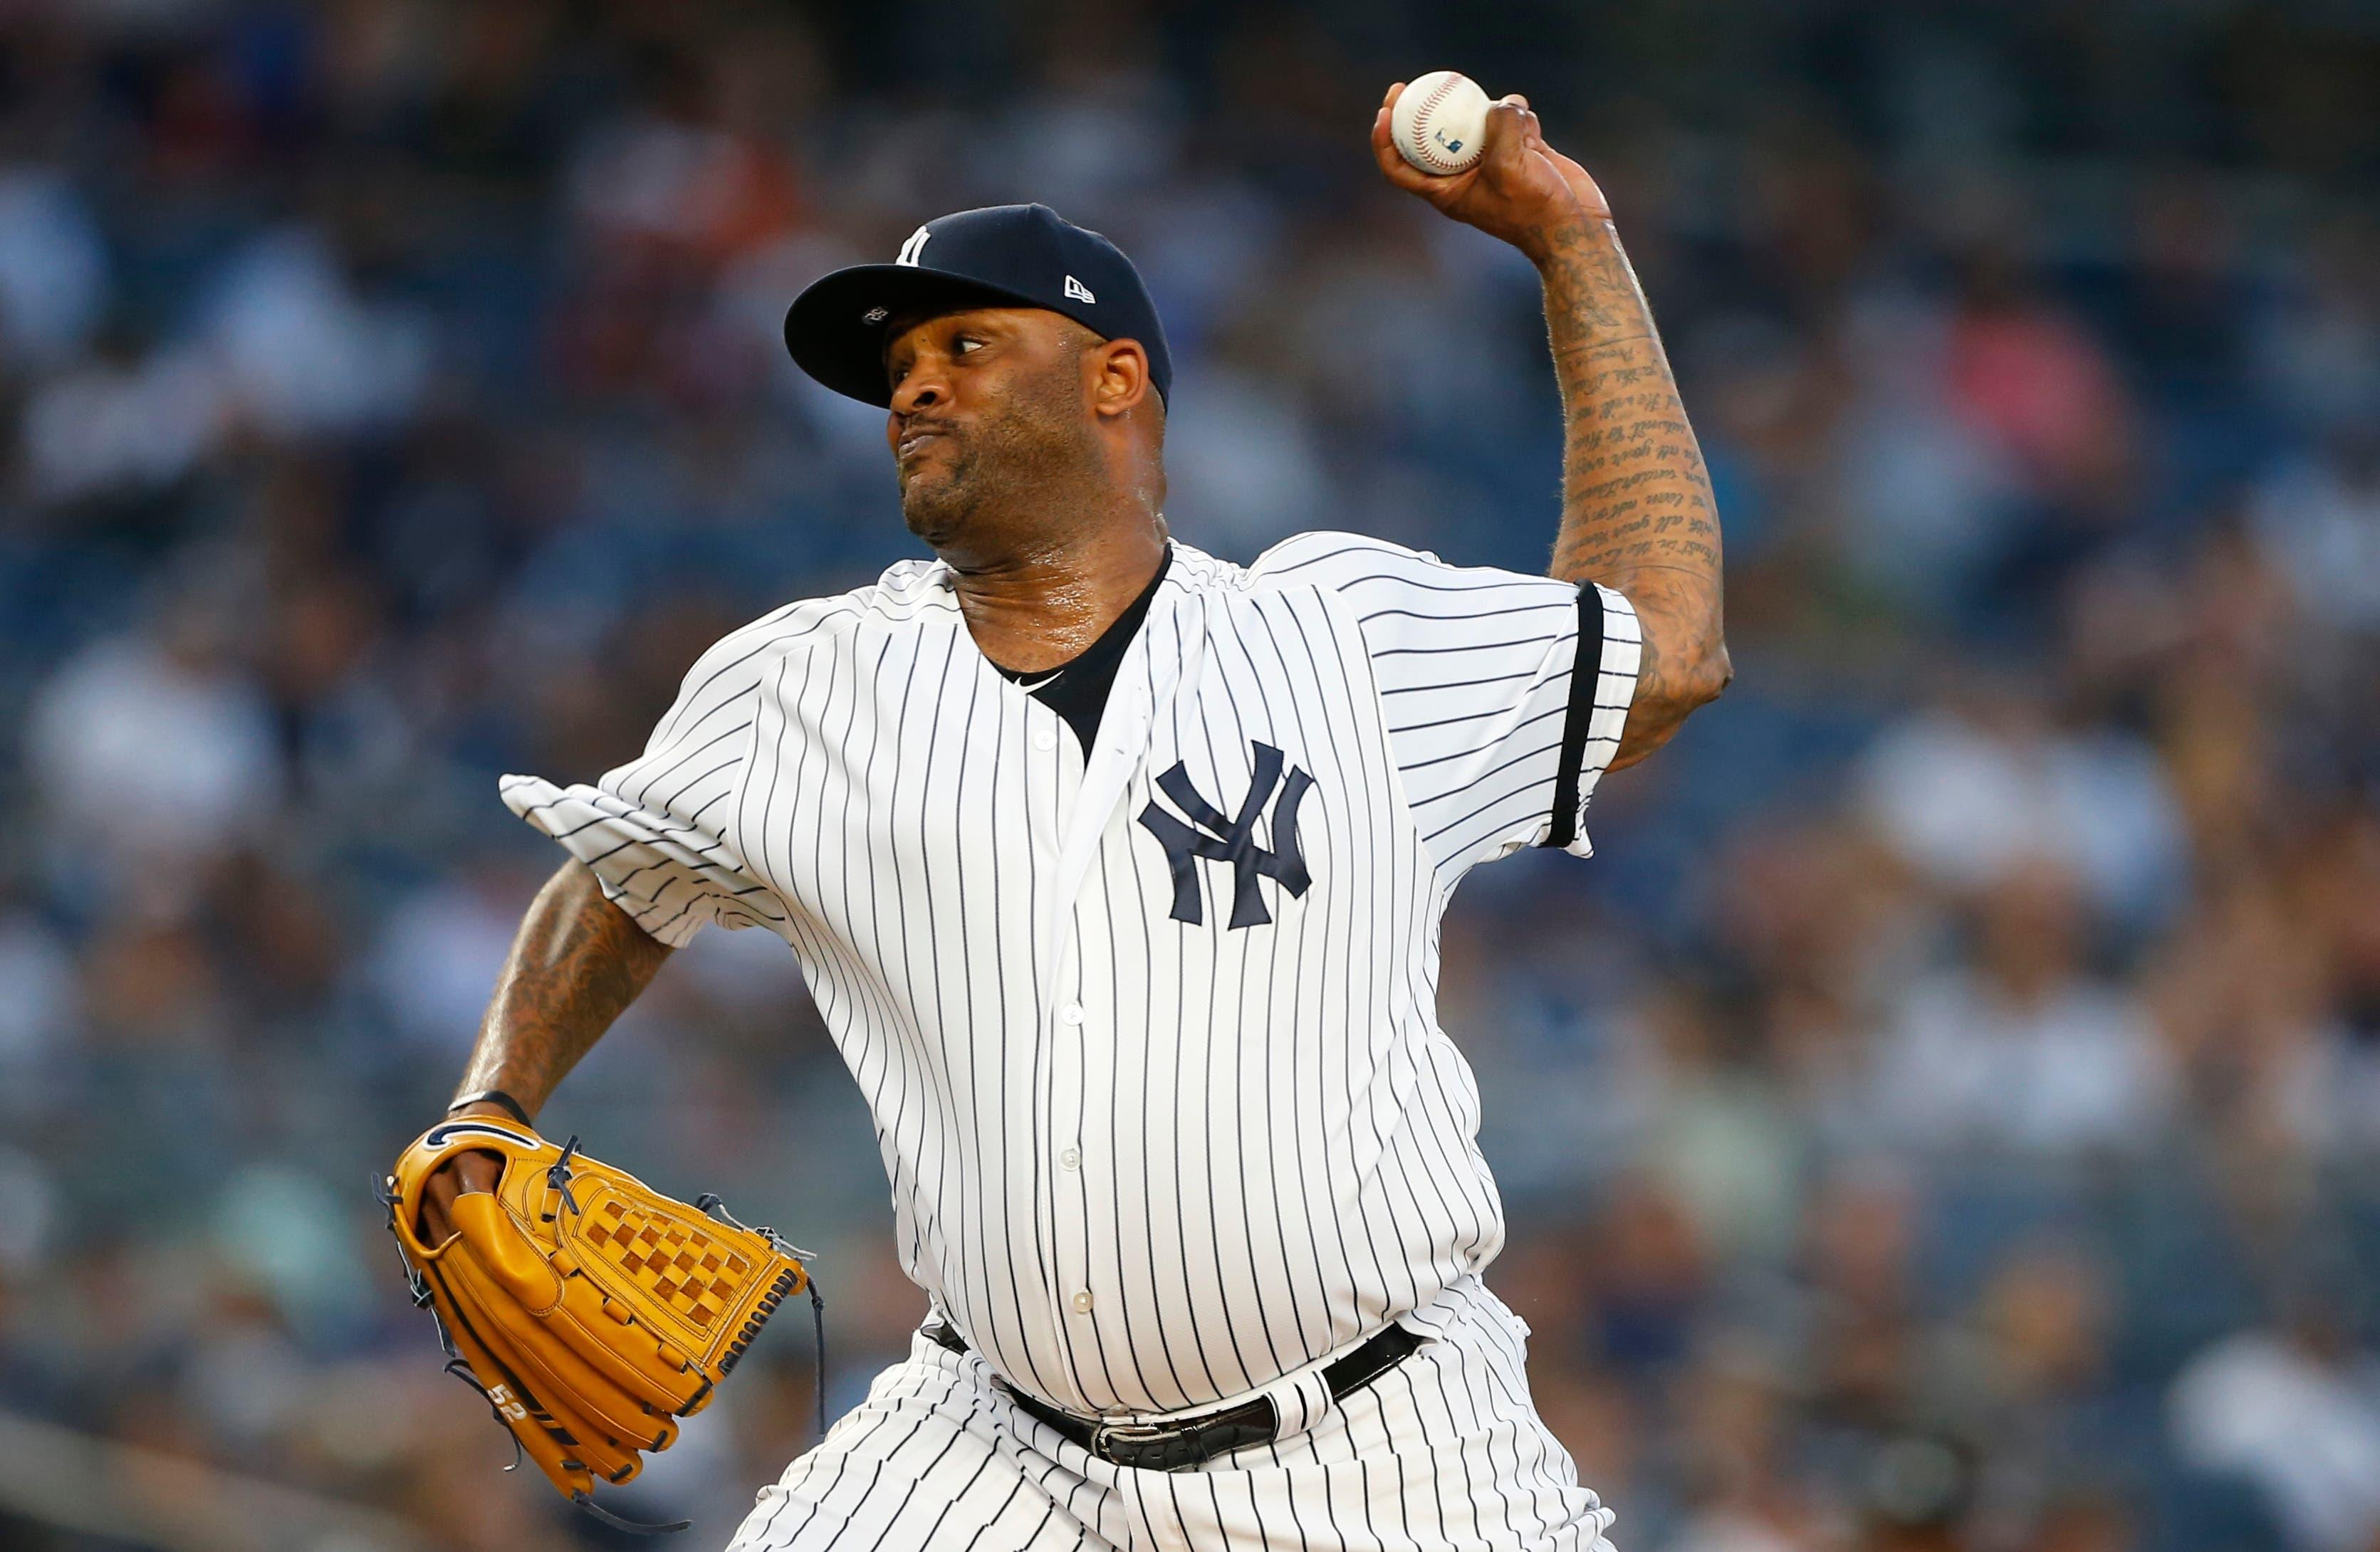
(1092, 1420, 1189, 1471)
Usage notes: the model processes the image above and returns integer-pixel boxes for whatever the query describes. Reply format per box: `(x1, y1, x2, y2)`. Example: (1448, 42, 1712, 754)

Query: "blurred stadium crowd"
(1, 1, 2377, 1549)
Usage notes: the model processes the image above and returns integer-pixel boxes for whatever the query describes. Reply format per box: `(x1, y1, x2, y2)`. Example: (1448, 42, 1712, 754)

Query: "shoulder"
(1240, 530, 1449, 592)
(1239, 532, 1580, 627)
(664, 575, 900, 713)
(1162, 533, 1452, 613)
(1162, 538, 1381, 626)
(687, 594, 862, 676)
(690, 555, 960, 671)
(1241, 531, 1564, 602)
(869, 555, 961, 622)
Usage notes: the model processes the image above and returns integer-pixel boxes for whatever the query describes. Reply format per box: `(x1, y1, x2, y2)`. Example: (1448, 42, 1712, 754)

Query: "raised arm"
(1372, 84, 1729, 769)
(419, 858, 672, 1237)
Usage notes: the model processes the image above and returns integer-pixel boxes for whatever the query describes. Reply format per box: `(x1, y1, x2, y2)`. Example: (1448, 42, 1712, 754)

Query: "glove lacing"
(697, 1192, 830, 1443)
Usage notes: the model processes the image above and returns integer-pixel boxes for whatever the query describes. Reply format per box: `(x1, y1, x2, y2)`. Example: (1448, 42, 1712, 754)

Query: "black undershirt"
(984, 545, 1173, 753)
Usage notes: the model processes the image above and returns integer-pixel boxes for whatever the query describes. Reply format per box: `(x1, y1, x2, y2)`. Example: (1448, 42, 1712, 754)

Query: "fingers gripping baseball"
(1372, 79, 1609, 259)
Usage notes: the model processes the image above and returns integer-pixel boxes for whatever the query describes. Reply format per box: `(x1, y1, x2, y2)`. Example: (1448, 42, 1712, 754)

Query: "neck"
(946, 509, 1168, 674)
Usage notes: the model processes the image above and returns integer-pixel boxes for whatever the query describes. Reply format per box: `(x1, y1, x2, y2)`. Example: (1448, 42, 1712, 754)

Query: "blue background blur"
(1, 1, 2378, 1549)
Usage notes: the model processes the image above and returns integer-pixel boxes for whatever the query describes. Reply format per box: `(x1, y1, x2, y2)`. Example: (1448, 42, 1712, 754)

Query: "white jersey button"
(1060, 1146, 1080, 1170)
(1059, 1003, 1084, 1026)
(1071, 1290, 1094, 1314)
(1032, 728, 1058, 752)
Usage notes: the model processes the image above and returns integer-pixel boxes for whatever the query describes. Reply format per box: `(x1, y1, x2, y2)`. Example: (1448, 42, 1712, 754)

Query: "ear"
(1085, 337, 1152, 420)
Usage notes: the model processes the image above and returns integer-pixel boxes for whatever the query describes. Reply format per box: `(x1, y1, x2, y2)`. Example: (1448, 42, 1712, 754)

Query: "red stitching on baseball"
(1406, 75, 1466, 170)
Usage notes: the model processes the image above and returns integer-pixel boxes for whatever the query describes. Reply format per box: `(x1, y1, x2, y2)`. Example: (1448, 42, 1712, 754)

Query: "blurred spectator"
(0, 908, 77, 1079)
(2027, 1491, 2135, 1552)
(2170, 1267, 2380, 1552)
(1942, 232, 2135, 516)
(2251, 423, 2380, 638)
(205, 226, 432, 439)
(1854, 1436, 1977, 1552)
(24, 581, 283, 903)
(369, 868, 543, 1057)
(22, 343, 226, 503)
(2256, 215, 2380, 436)
(1832, 293, 2027, 613)
(0, 167, 108, 369)
(1866, 861, 2173, 1158)
(1587, 1178, 1712, 1381)
(1855, 686, 2186, 933)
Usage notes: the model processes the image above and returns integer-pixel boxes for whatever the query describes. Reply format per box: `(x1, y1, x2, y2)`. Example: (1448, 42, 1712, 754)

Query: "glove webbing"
(696, 1191, 829, 1442)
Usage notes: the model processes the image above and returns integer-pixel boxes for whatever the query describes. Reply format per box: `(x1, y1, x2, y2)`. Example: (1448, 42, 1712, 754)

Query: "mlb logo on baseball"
(1392, 69, 1493, 174)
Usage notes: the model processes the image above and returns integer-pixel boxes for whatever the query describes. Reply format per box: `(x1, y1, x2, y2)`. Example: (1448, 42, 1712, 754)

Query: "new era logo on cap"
(783, 203, 1172, 407)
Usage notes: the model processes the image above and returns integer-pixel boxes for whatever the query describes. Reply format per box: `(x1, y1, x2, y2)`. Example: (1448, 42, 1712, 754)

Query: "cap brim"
(783, 266, 1053, 407)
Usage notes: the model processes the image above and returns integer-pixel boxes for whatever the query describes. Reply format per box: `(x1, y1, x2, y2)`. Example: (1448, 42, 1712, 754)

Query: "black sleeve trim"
(1542, 583, 1605, 850)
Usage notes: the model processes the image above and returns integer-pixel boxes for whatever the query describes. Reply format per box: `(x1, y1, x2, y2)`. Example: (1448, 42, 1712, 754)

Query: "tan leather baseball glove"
(382, 1116, 813, 1533)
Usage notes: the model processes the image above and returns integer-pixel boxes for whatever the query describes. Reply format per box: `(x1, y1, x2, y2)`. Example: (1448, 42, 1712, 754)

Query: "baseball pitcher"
(393, 85, 1728, 1550)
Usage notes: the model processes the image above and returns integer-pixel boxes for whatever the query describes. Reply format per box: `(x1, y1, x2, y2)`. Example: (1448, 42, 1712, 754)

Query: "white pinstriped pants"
(724, 1278, 1617, 1552)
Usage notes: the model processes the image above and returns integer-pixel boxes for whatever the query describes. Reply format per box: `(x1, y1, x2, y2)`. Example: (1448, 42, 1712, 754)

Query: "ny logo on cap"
(1063, 275, 1096, 304)
(896, 226, 932, 266)
(1137, 742, 1314, 930)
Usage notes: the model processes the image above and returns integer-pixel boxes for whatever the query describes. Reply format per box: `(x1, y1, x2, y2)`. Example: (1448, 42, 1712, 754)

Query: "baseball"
(1391, 70, 1493, 175)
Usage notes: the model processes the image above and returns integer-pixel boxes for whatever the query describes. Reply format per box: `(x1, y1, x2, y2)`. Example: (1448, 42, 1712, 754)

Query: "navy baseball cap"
(783, 204, 1172, 409)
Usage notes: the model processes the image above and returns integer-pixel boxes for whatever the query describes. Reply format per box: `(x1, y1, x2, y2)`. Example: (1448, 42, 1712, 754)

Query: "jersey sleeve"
(498, 614, 798, 948)
(1252, 532, 1640, 884)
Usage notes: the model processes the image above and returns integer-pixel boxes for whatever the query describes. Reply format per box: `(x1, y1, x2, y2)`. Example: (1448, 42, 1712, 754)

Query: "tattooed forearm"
(1533, 217, 1730, 767)
(452, 859, 673, 1119)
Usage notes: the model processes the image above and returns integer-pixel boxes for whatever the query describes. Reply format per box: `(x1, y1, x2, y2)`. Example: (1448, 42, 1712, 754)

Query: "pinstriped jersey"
(501, 534, 1640, 1420)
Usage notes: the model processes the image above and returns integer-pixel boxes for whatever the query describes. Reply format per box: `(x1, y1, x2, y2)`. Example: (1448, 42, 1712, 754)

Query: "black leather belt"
(924, 1319, 1424, 1472)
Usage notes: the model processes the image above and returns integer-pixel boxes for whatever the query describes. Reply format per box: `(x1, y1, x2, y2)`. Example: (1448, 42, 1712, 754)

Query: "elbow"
(1683, 639, 1732, 711)
(1609, 644, 1731, 771)
(1706, 641, 1736, 702)
(1651, 644, 1730, 733)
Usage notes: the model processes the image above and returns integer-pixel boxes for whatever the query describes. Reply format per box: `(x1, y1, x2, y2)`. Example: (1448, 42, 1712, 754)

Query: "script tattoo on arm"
(1533, 216, 1731, 768)
(452, 859, 674, 1119)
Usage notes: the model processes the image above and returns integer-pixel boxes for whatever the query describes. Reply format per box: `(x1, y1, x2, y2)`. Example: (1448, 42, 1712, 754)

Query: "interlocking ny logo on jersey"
(1137, 742, 1314, 929)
